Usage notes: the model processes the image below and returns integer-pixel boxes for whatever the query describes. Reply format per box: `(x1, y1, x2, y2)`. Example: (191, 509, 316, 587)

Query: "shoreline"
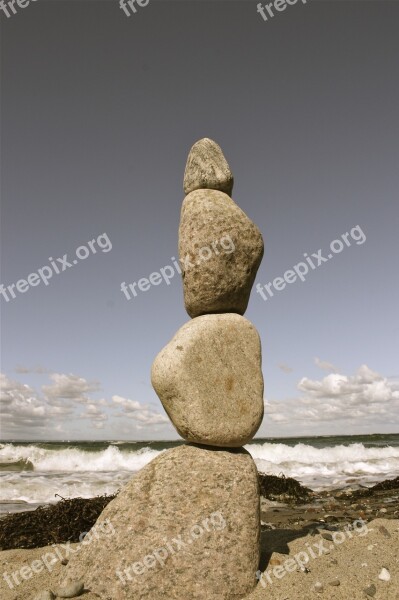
(1, 475, 398, 551)
(2, 435, 399, 515)
(0, 476, 398, 598)
(1, 518, 397, 599)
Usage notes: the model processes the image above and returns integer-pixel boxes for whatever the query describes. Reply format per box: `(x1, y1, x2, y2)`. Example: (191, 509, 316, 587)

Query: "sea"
(1, 434, 398, 514)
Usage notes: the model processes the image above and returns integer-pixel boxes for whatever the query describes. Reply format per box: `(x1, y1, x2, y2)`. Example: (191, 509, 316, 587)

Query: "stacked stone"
(152, 138, 264, 449)
(62, 139, 265, 600)
(150, 138, 265, 598)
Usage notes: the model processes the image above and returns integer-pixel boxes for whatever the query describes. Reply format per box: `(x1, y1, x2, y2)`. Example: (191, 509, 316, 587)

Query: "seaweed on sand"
(352, 475, 399, 498)
(0, 494, 117, 551)
(258, 472, 312, 504)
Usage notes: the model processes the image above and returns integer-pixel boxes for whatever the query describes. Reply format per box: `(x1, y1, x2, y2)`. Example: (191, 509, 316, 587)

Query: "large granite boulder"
(179, 189, 264, 317)
(62, 444, 260, 600)
(183, 138, 234, 196)
(151, 313, 264, 447)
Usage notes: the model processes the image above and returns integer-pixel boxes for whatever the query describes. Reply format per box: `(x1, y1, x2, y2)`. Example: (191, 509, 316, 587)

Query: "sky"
(1, 0, 398, 441)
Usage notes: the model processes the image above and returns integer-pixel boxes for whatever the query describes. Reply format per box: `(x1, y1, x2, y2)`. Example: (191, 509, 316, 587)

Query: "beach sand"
(0, 517, 397, 599)
(248, 517, 399, 600)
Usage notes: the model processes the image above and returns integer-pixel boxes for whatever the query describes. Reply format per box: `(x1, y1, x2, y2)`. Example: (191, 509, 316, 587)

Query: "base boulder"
(62, 444, 260, 599)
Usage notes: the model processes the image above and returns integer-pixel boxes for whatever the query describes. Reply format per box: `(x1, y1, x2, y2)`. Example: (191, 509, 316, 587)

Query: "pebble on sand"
(378, 525, 391, 538)
(313, 581, 324, 592)
(364, 584, 377, 597)
(319, 530, 334, 541)
(378, 567, 391, 581)
(33, 592, 55, 600)
(53, 580, 84, 598)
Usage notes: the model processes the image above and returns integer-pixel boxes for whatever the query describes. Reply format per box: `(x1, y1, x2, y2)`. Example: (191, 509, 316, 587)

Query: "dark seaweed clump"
(352, 476, 399, 498)
(258, 472, 312, 504)
(0, 494, 117, 551)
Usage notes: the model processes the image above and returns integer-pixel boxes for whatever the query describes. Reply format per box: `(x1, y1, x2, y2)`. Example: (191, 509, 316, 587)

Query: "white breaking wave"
(0, 472, 134, 505)
(246, 442, 399, 490)
(1, 441, 399, 506)
(0, 444, 163, 506)
(0, 444, 162, 473)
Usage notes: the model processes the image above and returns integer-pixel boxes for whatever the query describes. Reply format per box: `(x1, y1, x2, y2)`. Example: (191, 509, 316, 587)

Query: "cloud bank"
(0, 371, 169, 439)
(266, 365, 399, 434)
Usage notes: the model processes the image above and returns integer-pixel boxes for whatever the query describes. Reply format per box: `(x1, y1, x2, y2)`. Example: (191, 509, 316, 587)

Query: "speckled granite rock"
(151, 313, 264, 447)
(179, 188, 264, 317)
(62, 445, 260, 600)
(183, 138, 234, 196)
(33, 592, 55, 600)
(53, 581, 84, 597)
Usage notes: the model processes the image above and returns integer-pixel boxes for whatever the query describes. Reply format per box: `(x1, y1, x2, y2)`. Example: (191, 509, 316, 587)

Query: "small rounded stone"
(183, 138, 234, 196)
(53, 580, 84, 598)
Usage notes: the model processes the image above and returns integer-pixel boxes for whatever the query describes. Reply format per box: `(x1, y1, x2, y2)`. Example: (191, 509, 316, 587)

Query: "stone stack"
(179, 140, 263, 317)
(62, 139, 265, 600)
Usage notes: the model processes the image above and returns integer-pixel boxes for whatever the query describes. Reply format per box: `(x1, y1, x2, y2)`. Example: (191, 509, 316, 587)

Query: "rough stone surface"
(33, 592, 55, 600)
(53, 581, 84, 597)
(179, 189, 264, 317)
(183, 138, 234, 196)
(63, 444, 260, 600)
(151, 314, 264, 447)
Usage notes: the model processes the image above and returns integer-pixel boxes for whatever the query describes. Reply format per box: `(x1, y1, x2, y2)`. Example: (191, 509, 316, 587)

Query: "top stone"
(183, 138, 234, 196)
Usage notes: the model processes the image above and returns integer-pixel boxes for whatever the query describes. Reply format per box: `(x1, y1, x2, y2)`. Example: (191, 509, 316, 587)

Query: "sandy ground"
(248, 517, 399, 600)
(0, 518, 397, 599)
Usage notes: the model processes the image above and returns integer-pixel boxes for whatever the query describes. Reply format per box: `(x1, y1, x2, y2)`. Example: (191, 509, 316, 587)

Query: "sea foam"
(1, 441, 398, 506)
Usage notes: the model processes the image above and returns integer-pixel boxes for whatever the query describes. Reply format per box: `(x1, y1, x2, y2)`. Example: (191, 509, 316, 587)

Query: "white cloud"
(0, 371, 170, 438)
(81, 403, 108, 429)
(42, 373, 100, 404)
(264, 365, 399, 432)
(82, 403, 107, 420)
(111, 395, 169, 426)
(15, 365, 51, 374)
(314, 357, 338, 372)
(278, 363, 293, 374)
(0, 373, 71, 435)
(1, 372, 106, 437)
(112, 395, 141, 411)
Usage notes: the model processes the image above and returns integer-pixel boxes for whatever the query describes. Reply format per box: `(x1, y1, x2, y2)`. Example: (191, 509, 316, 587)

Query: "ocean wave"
(1, 441, 399, 506)
(246, 441, 399, 489)
(0, 444, 162, 473)
(0, 471, 133, 505)
(0, 459, 34, 472)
